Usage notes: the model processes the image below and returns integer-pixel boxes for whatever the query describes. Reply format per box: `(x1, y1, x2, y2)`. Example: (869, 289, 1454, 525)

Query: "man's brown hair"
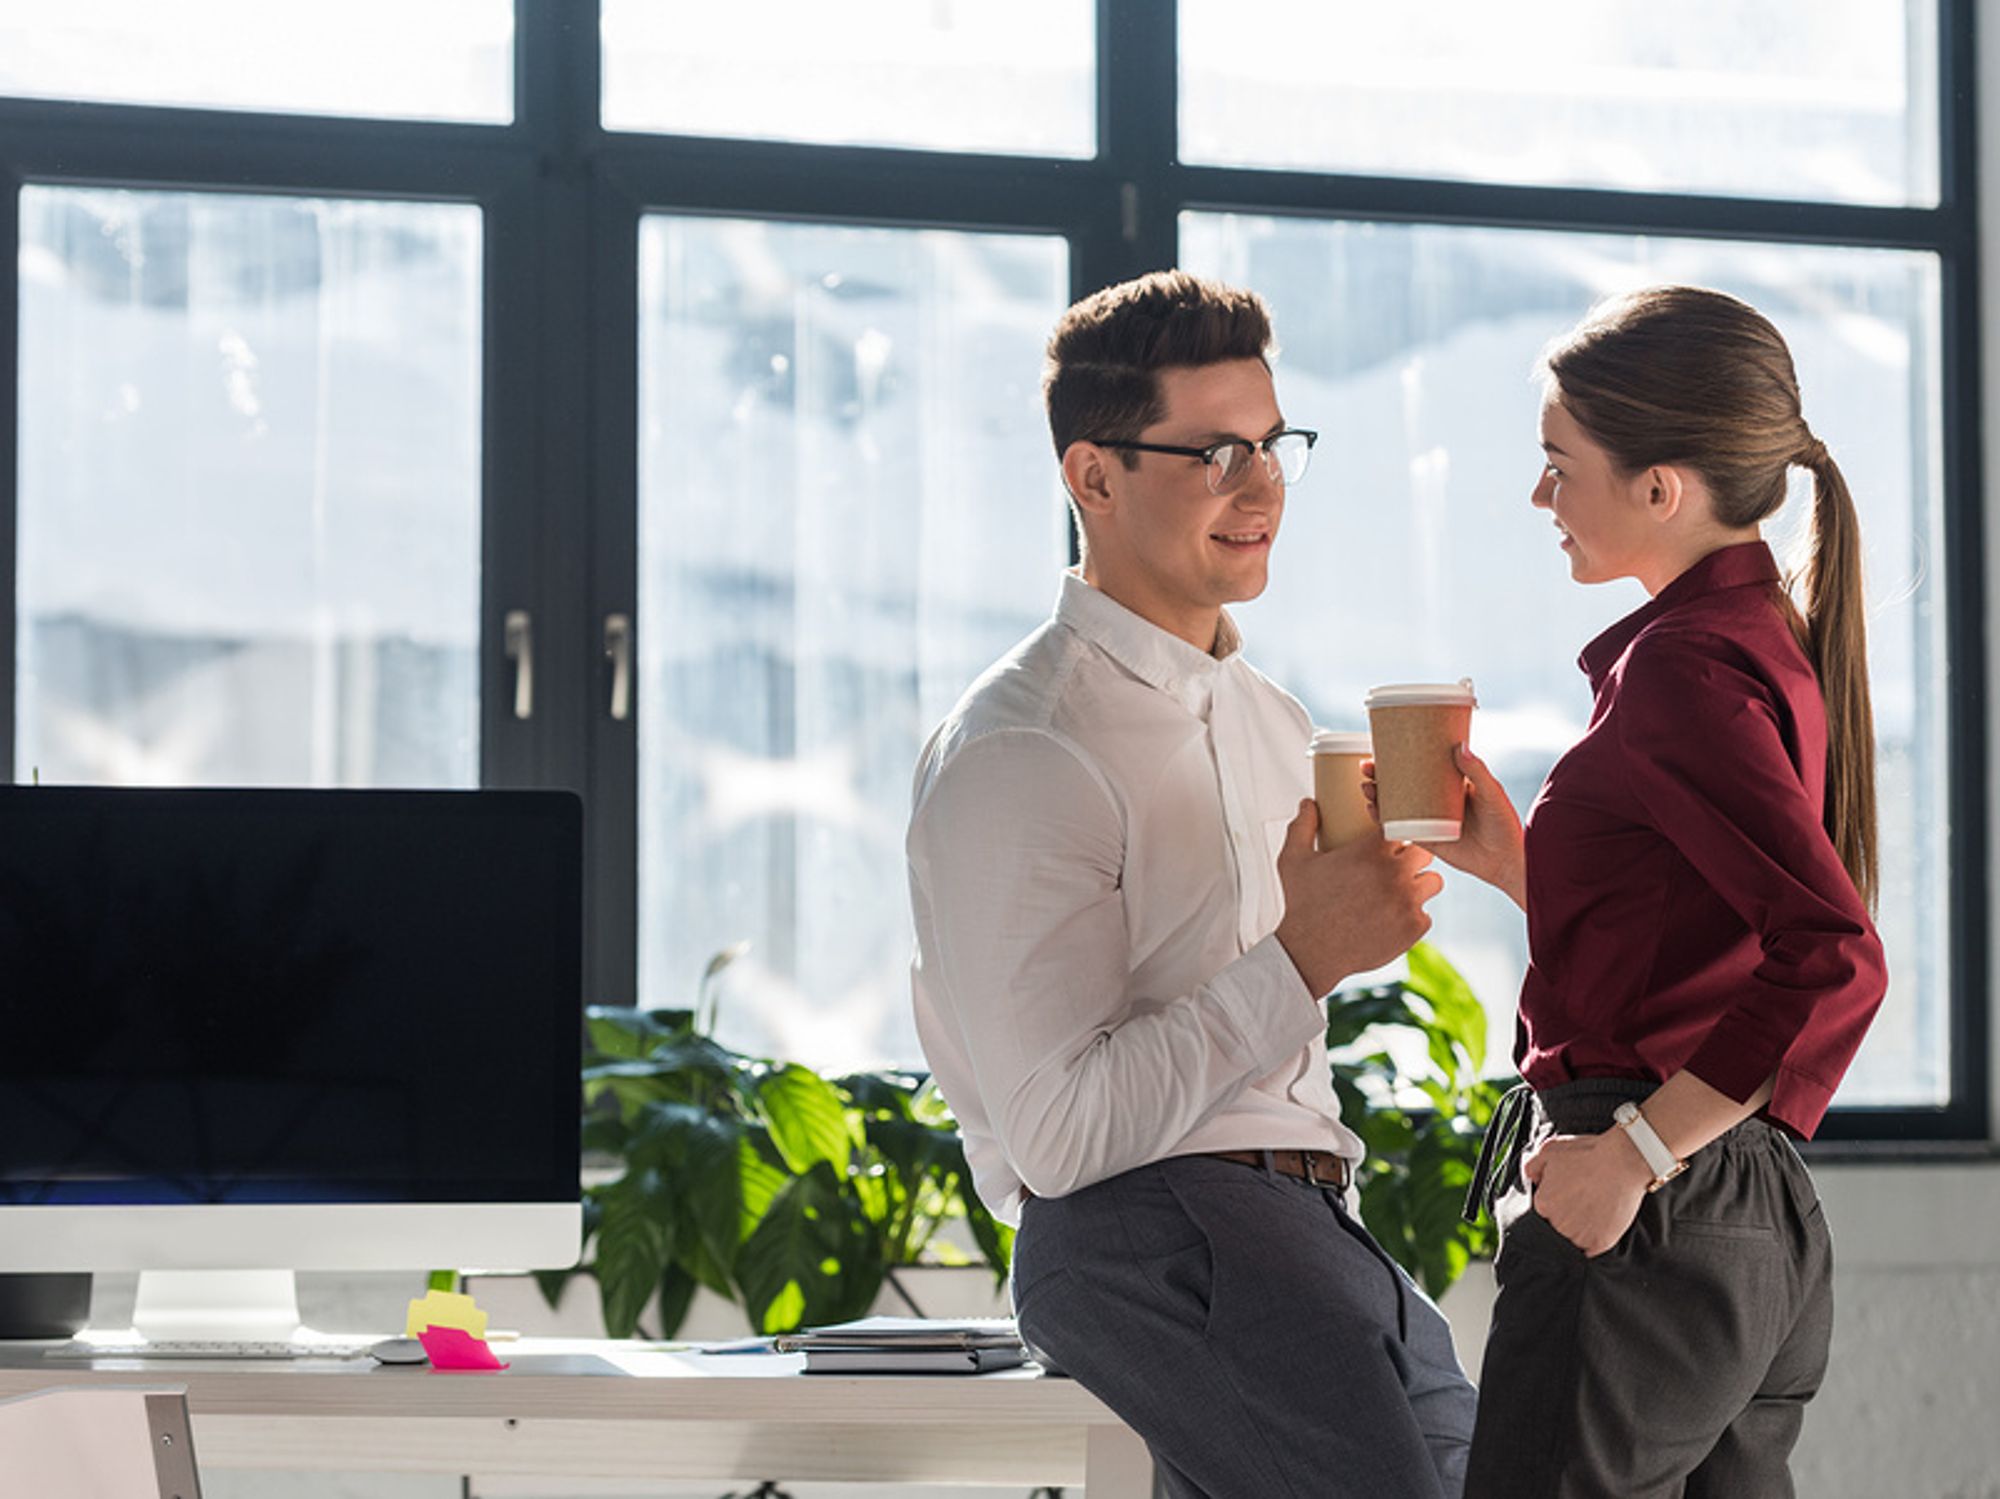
(1043, 270, 1274, 462)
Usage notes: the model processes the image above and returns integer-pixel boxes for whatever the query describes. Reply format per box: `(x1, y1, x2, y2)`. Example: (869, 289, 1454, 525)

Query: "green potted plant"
(1327, 941, 1510, 1299)
(561, 940, 1503, 1337)
(551, 952, 1011, 1339)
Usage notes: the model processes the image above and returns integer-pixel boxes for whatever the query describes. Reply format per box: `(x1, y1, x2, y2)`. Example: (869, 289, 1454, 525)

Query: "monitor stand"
(128, 1270, 311, 1343)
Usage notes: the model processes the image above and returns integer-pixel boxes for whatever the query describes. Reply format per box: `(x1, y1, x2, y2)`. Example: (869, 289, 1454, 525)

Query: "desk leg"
(1084, 1422, 1155, 1498)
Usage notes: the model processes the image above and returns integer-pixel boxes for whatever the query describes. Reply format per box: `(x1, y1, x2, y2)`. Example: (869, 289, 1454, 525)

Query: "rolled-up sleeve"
(1613, 635, 1887, 1134)
(908, 727, 1322, 1199)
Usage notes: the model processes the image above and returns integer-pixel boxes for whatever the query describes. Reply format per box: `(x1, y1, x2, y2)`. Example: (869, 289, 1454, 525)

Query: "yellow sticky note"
(405, 1289, 488, 1340)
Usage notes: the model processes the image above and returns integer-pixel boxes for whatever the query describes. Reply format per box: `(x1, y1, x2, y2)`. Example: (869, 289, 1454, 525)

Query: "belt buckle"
(1299, 1149, 1330, 1187)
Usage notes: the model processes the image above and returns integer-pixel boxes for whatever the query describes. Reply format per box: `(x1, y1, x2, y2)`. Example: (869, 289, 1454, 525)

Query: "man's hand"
(1521, 1129, 1654, 1257)
(1272, 799, 1444, 997)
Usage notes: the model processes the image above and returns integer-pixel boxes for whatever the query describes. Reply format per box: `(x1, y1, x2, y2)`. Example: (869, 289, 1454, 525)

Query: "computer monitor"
(0, 786, 583, 1341)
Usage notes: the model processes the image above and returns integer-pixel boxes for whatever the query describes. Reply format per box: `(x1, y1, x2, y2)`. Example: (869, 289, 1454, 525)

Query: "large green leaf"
(963, 1192, 1014, 1283)
(654, 1262, 699, 1340)
(532, 1266, 581, 1313)
(734, 1164, 884, 1334)
(1358, 1171, 1413, 1272)
(737, 1128, 792, 1230)
(1405, 941, 1488, 1074)
(584, 1005, 686, 1062)
(1325, 985, 1426, 1051)
(758, 1064, 853, 1176)
(594, 1169, 678, 1338)
(908, 1078, 955, 1128)
(849, 1165, 893, 1227)
(677, 1232, 738, 1299)
(837, 1070, 924, 1117)
(582, 1067, 673, 1122)
(629, 1102, 746, 1275)
(865, 1114, 956, 1188)
(581, 1111, 630, 1158)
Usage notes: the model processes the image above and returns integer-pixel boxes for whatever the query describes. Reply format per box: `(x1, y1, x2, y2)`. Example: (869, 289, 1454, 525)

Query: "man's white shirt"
(907, 571, 1365, 1225)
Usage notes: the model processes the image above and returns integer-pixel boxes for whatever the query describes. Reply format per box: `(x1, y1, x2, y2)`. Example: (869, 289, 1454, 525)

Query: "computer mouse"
(368, 1336, 430, 1366)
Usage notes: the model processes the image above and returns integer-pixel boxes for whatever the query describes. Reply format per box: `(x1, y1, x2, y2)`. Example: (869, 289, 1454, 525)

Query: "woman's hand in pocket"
(1522, 1129, 1654, 1257)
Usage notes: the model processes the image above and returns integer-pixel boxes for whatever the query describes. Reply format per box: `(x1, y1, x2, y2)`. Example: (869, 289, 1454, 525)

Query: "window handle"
(504, 609, 534, 720)
(604, 612, 633, 722)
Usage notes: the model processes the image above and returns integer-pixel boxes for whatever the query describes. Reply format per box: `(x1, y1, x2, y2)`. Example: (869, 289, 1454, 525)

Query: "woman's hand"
(1363, 744, 1527, 908)
(1521, 1129, 1655, 1257)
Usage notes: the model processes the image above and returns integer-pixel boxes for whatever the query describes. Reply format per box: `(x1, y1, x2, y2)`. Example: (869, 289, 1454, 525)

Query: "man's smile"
(1210, 526, 1272, 552)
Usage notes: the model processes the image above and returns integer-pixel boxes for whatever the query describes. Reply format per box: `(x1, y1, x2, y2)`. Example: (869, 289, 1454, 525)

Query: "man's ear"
(1641, 463, 1685, 525)
(1062, 441, 1118, 521)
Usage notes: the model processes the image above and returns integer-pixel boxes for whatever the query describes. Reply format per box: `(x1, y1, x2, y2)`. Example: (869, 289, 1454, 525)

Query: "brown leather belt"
(1205, 1148, 1352, 1190)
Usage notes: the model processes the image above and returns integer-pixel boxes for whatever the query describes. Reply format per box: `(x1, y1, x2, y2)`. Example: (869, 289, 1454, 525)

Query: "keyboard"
(44, 1337, 377, 1361)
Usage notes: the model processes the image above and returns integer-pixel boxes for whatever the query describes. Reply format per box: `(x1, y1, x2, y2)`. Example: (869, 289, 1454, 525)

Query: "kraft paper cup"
(1308, 729, 1375, 850)
(1364, 680, 1477, 841)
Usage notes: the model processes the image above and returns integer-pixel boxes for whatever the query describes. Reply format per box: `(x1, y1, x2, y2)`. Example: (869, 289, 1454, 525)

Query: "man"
(906, 270, 1476, 1497)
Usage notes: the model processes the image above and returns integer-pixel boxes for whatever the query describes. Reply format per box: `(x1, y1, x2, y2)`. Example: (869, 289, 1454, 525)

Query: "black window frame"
(0, 0, 1982, 1144)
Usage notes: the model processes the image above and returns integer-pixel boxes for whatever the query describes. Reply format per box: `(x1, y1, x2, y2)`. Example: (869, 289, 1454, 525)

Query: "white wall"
(1788, 1174, 2000, 1496)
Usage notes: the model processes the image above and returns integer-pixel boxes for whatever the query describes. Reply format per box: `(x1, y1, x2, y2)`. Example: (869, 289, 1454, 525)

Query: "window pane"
(639, 217, 1069, 1069)
(18, 187, 483, 788)
(604, 0, 1094, 157)
(1183, 213, 1946, 1107)
(0, 0, 511, 122)
(1182, 0, 1938, 207)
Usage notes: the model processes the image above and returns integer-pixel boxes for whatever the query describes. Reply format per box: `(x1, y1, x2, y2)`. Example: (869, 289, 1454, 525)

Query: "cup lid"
(1365, 678, 1477, 710)
(1308, 729, 1373, 755)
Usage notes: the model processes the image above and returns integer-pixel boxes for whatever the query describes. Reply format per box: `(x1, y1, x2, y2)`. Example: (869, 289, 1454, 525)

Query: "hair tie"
(1799, 436, 1830, 469)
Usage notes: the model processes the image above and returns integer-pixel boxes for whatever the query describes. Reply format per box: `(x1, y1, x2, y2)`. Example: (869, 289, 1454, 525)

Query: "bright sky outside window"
(602, 0, 1095, 156)
(17, 187, 484, 789)
(636, 216, 1069, 1071)
(0, 0, 512, 122)
(1182, 0, 1938, 206)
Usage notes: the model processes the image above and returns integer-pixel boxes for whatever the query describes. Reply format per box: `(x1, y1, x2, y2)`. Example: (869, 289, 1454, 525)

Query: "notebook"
(775, 1315, 1030, 1375)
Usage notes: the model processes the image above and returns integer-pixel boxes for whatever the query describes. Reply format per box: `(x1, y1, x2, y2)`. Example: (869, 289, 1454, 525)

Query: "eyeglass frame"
(1088, 427, 1319, 493)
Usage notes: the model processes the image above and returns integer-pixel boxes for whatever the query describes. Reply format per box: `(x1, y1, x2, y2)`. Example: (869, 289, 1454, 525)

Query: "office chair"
(0, 1385, 202, 1498)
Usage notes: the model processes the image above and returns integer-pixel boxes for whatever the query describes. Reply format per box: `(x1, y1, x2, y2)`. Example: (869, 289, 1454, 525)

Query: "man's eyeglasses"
(1093, 428, 1318, 494)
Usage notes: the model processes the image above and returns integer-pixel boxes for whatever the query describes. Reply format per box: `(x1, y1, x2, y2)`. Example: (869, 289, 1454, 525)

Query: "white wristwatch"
(1613, 1101, 1688, 1192)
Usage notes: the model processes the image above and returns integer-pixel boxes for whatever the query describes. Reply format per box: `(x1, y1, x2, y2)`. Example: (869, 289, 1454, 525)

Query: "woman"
(1420, 286, 1888, 1497)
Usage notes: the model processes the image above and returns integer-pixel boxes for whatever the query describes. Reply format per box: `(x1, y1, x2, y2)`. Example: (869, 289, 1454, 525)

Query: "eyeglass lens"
(1209, 432, 1311, 492)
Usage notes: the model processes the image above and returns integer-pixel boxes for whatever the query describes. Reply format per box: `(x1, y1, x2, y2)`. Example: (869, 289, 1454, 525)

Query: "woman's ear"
(1062, 442, 1118, 520)
(1641, 463, 1686, 525)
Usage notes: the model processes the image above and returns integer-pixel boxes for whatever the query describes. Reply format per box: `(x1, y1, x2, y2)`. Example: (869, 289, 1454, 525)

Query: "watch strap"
(1613, 1101, 1686, 1189)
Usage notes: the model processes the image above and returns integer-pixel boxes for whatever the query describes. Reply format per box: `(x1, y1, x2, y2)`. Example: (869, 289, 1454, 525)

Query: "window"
(1183, 214, 1947, 1107)
(635, 216, 1068, 1065)
(0, 0, 513, 122)
(0, 2, 1979, 1137)
(601, 0, 1095, 156)
(1181, 0, 1939, 206)
(17, 187, 482, 788)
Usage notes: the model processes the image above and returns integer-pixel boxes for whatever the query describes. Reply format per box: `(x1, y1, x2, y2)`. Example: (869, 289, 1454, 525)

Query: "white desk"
(0, 1340, 1154, 1495)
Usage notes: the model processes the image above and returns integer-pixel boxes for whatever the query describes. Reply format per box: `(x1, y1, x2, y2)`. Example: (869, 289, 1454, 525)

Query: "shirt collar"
(1579, 540, 1782, 686)
(1055, 571, 1241, 711)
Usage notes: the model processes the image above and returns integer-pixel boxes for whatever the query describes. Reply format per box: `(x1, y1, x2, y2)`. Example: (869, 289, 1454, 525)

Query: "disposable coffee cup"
(1308, 730, 1375, 850)
(1364, 680, 1478, 841)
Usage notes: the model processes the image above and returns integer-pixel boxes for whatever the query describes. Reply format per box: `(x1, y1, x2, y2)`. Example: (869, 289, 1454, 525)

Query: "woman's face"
(1531, 395, 1658, 586)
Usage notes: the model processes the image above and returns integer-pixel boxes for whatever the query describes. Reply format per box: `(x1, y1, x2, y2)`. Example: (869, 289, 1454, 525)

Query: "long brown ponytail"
(1798, 440, 1878, 910)
(1540, 286, 1878, 910)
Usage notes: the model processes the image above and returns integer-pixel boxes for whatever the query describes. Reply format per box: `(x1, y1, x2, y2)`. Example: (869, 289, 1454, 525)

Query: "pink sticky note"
(418, 1323, 510, 1371)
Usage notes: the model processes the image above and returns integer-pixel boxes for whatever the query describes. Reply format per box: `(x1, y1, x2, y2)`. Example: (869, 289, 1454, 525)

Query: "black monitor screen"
(0, 787, 581, 1206)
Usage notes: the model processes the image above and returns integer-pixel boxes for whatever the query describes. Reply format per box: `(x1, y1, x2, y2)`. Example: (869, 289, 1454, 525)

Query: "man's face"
(1095, 358, 1288, 632)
